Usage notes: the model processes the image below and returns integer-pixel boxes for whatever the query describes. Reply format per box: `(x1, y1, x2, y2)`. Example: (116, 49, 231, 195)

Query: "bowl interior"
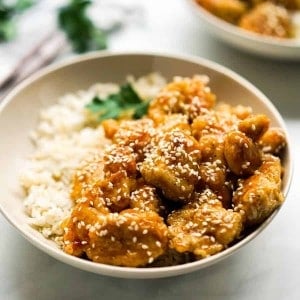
(0, 52, 292, 278)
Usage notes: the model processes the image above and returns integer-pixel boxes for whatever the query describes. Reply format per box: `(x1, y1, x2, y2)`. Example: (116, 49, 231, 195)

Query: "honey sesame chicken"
(233, 154, 284, 226)
(63, 75, 287, 267)
(239, 2, 292, 38)
(196, 0, 247, 24)
(140, 130, 202, 202)
(167, 192, 242, 257)
(148, 75, 216, 123)
(63, 206, 168, 267)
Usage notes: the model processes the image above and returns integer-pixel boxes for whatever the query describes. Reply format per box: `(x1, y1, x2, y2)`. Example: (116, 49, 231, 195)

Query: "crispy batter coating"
(111, 118, 156, 161)
(130, 180, 166, 216)
(259, 127, 287, 155)
(196, 0, 247, 24)
(140, 130, 201, 202)
(63, 206, 168, 267)
(239, 2, 292, 38)
(233, 154, 284, 226)
(224, 131, 262, 176)
(148, 75, 216, 123)
(191, 108, 240, 140)
(238, 114, 270, 142)
(168, 192, 242, 257)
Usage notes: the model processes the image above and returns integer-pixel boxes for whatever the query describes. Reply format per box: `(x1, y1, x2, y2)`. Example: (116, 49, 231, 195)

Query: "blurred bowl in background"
(186, 0, 300, 60)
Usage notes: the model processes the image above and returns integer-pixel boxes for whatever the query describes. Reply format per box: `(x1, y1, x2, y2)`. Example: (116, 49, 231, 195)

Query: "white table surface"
(1, 1, 300, 299)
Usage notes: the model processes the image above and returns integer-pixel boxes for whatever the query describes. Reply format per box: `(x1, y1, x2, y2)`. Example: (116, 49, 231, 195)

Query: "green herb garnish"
(0, 0, 36, 41)
(58, 0, 107, 53)
(86, 83, 149, 122)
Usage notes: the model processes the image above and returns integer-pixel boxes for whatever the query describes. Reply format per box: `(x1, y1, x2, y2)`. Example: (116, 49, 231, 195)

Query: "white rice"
(20, 73, 166, 243)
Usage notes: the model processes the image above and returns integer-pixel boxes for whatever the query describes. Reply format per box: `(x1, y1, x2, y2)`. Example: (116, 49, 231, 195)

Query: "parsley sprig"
(86, 83, 150, 122)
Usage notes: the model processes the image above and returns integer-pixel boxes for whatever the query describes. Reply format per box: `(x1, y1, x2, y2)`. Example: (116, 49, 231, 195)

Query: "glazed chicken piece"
(196, 0, 247, 24)
(71, 145, 138, 213)
(108, 118, 156, 161)
(224, 131, 262, 176)
(159, 114, 191, 135)
(238, 114, 270, 142)
(191, 108, 240, 140)
(259, 127, 287, 155)
(130, 180, 166, 216)
(239, 2, 292, 38)
(167, 192, 242, 257)
(63, 206, 168, 267)
(148, 75, 216, 123)
(215, 104, 253, 120)
(233, 154, 284, 226)
(140, 130, 202, 202)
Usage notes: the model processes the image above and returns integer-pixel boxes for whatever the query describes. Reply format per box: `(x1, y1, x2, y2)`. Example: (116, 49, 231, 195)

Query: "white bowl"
(186, 0, 300, 60)
(0, 52, 293, 278)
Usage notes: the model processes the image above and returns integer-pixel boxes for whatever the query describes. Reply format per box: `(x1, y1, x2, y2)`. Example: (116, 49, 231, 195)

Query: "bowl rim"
(0, 50, 293, 278)
(186, 0, 300, 48)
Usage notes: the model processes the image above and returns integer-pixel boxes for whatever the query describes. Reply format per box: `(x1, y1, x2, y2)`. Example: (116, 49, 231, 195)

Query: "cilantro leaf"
(58, 0, 107, 53)
(86, 83, 149, 122)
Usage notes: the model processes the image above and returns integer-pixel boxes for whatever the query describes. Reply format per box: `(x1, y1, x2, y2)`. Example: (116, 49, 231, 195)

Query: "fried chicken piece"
(130, 181, 166, 216)
(111, 118, 156, 161)
(199, 134, 225, 163)
(238, 114, 270, 142)
(239, 2, 292, 38)
(140, 130, 201, 202)
(167, 193, 242, 257)
(63, 207, 168, 267)
(191, 108, 240, 140)
(233, 154, 284, 226)
(102, 119, 119, 139)
(259, 127, 287, 155)
(159, 114, 191, 135)
(215, 104, 253, 120)
(224, 131, 262, 176)
(196, 0, 247, 24)
(72, 145, 138, 212)
(148, 75, 216, 123)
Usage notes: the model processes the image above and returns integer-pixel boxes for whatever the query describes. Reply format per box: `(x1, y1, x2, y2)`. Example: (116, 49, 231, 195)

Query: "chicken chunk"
(224, 131, 262, 176)
(238, 114, 270, 142)
(259, 127, 287, 155)
(72, 145, 138, 212)
(63, 206, 168, 267)
(148, 75, 216, 123)
(233, 154, 284, 226)
(130, 181, 166, 216)
(196, 0, 247, 24)
(168, 195, 242, 257)
(111, 118, 156, 161)
(239, 2, 292, 38)
(140, 130, 202, 202)
(191, 108, 240, 140)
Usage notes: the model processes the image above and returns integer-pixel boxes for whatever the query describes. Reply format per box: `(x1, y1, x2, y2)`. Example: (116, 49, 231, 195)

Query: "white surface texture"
(1, 0, 300, 299)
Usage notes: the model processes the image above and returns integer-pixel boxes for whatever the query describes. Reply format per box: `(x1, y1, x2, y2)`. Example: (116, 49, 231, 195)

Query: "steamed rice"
(20, 73, 166, 244)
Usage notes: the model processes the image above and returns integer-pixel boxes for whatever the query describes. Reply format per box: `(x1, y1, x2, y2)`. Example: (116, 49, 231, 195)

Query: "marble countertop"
(1, 1, 300, 299)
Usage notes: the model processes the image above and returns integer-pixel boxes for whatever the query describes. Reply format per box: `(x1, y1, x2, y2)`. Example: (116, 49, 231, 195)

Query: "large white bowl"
(0, 52, 293, 278)
(186, 0, 300, 60)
